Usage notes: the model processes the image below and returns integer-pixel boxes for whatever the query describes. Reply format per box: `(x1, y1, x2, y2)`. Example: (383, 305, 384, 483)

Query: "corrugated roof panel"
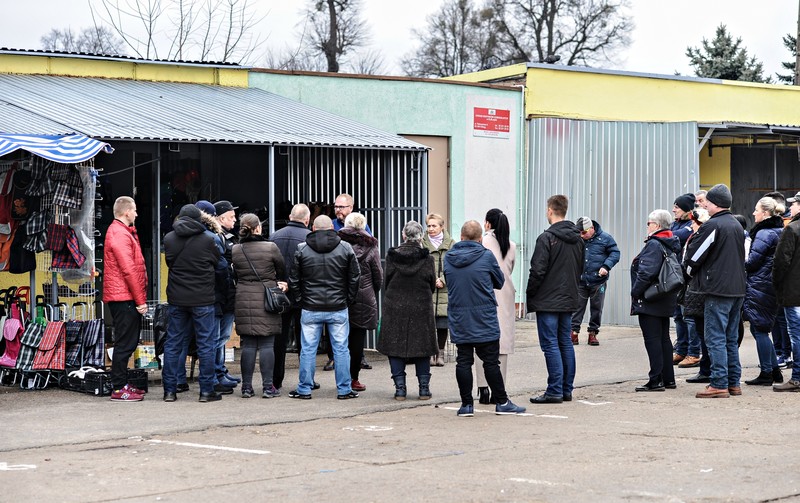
(0, 102, 76, 136)
(0, 74, 427, 150)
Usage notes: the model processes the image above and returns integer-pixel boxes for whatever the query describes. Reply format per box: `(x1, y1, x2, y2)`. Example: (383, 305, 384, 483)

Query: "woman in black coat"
(231, 213, 287, 399)
(630, 209, 682, 392)
(338, 212, 383, 393)
(377, 220, 437, 401)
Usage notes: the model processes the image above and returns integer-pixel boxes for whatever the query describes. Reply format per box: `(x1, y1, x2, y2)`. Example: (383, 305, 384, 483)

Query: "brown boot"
(587, 331, 599, 346)
(695, 385, 730, 398)
(571, 331, 579, 345)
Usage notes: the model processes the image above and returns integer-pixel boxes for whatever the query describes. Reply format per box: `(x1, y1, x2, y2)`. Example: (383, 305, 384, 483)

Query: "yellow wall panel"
(698, 143, 731, 189)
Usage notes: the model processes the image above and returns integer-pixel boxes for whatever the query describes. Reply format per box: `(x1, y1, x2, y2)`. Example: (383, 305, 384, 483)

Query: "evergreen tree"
(777, 34, 797, 84)
(686, 24, 769, 83)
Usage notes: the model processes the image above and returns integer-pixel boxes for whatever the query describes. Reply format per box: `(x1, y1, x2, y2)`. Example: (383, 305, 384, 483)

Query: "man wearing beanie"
(671, 193, 698, 368)
(162, 204, 222, 403)
(685, 183, 746, 398)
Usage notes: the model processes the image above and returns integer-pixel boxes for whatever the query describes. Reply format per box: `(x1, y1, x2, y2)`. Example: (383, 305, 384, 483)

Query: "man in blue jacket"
(685, 184, 746, 398)
(526, 195, 584, 404)
(444, 220, 526, 417)
(571, 216, 620, 346)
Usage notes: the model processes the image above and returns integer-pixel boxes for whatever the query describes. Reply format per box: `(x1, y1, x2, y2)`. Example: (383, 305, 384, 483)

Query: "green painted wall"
(248, 71, 525, 244)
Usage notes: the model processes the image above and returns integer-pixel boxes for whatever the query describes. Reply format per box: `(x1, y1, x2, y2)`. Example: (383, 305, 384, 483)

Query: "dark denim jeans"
(773, 310, 791, 359)
(536, 311, 576, 397)
(163, 304, 217, 394)
(751, 327, 779, 373)
(704, 296, 743, 389)
(672, 308, 689, 356)
(682, 307, 702, 358)
(454, 340, 507, 406)
(215, 311, 235, 379)
(783, 307, 800, 381)
(571, 283, 606, 333)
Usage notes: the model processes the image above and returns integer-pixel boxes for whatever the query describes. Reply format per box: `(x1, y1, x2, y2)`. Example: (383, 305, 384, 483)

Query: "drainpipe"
(268, 145, 276, 235)
(515, 83, 527, 319)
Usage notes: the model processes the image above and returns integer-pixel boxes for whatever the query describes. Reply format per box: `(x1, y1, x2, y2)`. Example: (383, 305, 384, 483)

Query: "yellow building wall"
(0, 54, 248, 87)
(698, 143, 731, 189)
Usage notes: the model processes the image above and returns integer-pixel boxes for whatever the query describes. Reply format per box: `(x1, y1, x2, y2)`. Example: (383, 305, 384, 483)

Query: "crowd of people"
(102, 183, 800, 408)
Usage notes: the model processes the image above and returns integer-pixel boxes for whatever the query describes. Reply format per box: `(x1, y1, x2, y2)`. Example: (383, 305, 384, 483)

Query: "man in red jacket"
(103, 196, 148, 402)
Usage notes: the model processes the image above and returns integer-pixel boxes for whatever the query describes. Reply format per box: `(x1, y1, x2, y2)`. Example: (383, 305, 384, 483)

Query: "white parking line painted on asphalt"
(577, 400, 612, 406)
(342, 426, 394, 432)
(148, 439, 270, 455)
(0, 462, 37, 471)
(508, 477, 570, 486)
(441, 406, 567, 419)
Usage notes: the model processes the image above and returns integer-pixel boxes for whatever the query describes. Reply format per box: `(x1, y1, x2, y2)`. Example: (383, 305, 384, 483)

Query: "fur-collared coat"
(338, 227, 383, 329)
(377, 242, 437, 358)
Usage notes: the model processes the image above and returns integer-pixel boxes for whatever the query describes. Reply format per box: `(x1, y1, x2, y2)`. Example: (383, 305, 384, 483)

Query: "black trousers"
(455, 340, 507, 406)
(639, 314, 674, 384)
(274, 308, 301, 389)
(349, 325, 366, 381)
(689, 315, 710, 376)
(109, 301, 142, 390)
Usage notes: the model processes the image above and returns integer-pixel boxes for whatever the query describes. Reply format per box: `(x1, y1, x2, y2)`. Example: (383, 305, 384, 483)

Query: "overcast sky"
(1, 0, 796, 79)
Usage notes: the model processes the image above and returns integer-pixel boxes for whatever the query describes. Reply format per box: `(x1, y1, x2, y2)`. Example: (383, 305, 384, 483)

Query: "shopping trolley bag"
(32, 320, 66, 371)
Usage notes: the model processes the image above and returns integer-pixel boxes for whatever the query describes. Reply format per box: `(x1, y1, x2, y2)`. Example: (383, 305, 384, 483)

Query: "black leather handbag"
(643, 243, 685, 301)
(240, 244, 292, 314)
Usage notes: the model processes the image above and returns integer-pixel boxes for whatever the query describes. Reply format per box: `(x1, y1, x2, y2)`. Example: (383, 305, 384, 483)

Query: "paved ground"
(1, 320, 799, 502)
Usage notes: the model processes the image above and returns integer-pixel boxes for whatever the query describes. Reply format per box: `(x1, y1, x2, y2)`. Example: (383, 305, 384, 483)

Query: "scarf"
(429, 232, 444, 249)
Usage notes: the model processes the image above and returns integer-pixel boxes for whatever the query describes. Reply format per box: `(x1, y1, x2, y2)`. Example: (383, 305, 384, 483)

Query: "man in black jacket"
(268, 203, 311, 390)
(288, 215, 360, 400)
(162, 204, 222, 403)
(526, 195, 584, 404)
(685, 183, 746, 398)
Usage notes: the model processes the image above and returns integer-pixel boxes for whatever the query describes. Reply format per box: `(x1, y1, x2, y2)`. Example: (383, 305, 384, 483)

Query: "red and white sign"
(473, 107, 510, 139)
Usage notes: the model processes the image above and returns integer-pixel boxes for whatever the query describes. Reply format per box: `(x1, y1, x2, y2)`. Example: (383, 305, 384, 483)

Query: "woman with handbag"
(630, 209, 682, 392)
(231, 213, 287, 399)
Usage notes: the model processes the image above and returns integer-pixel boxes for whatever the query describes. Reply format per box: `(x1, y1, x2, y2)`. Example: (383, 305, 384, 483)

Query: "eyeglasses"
(580, 229, 591, 235)
(334, 205, 352, 210)
(646, 221, 657, 227)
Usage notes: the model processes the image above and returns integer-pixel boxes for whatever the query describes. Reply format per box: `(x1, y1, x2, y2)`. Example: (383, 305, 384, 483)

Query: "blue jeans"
(773, 310, 791, 359)
(751, 327, 779, 373)
(782, 307, 800, 381)
(673, 308, 689, 356)
(297, 309, 351, 395)
(571, 283, 606, 333)
(163, 304, 217, 394)
(536, 312, 576, 397)
(704, 296, 743, 389)
(215, 311, 235, 378)
(682, 309, 702, 358)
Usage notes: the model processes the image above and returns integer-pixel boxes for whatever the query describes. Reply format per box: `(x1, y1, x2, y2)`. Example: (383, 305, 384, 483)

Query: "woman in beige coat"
(477, 208, 516, 404)
(422, 213, 455, 366)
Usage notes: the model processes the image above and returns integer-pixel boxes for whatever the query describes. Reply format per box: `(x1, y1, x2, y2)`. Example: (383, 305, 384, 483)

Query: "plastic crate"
(127, 368, 148, 392)
(83, 372, 113, 396)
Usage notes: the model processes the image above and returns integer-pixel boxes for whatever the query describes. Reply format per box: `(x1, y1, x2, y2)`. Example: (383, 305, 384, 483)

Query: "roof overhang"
(0, 74, 427, 151)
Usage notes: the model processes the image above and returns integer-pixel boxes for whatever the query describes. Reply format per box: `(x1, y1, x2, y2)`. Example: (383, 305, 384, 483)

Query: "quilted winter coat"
(743, 215, 783, 330)
(231, 236, 286, 337)
(630, 230, 682, 318)
(103, 219, 147, 305)
(422, 230, 455, 319)
(338, 227, 383, 330)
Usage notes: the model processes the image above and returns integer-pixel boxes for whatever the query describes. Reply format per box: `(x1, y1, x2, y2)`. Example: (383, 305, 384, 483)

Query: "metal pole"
(268, 145, 276, 236)
(153, 151, 161, 302)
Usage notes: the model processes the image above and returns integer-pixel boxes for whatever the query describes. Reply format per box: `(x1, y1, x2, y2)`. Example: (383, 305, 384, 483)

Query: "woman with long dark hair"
(476, 208, 516, 404)
(231, 213, 287, 399)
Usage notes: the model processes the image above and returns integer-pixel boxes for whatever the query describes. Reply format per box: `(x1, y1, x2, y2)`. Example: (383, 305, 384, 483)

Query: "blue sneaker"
(495, 399, 526, 415)
(457, 404, 474, 417)
(224, 372, 241, 383)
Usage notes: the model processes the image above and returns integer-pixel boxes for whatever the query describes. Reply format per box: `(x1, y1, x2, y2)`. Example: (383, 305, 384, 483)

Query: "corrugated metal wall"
(285, 146, 427, 347)
(525, 119, 699, 327)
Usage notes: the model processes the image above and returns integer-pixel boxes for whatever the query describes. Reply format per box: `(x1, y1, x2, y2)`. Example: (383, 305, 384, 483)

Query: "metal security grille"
(284, 145, 428, 348)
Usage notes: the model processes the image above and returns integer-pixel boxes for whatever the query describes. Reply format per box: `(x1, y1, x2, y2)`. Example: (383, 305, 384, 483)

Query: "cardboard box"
(134, 344, 158, 369)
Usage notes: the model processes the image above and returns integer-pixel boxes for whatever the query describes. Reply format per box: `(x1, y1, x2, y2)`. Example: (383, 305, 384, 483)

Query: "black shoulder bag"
(643, 242, 685, 301)
(240, 244, 292, 315)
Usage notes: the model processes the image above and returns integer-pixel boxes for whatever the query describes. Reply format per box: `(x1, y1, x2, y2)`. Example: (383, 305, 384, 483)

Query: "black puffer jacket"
(269, 221, 310, 281)
(744, 216, 783, 330)
(630, 230, 682, 317)
(338, 228, 383, 329)
(526, 220, 584, 312)
(377, 242, 437, 358)
(232, 236, 286, 336)
(164, 216, 220, 307)
(289, 229, 360, 311)
(774, 213, 800, 307)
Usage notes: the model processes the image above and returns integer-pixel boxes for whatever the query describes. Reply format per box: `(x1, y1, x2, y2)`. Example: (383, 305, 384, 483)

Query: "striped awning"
(0, 134, 114, 163)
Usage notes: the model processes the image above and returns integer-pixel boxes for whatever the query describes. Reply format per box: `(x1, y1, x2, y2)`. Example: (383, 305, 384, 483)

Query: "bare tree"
(89, 0, 263, 63)
(306, 0, 369, 72)
(489, 0, 633, 67)
(348, 49, 386, 75)
(41, 26, 126, 54)
(402, 0, 498, 78)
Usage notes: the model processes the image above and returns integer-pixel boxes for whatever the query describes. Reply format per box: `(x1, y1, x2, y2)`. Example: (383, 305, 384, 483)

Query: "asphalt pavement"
(1, 320, 798, 502)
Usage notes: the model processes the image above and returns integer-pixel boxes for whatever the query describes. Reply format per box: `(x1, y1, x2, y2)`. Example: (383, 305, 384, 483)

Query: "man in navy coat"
(444, 220, 526, 417)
